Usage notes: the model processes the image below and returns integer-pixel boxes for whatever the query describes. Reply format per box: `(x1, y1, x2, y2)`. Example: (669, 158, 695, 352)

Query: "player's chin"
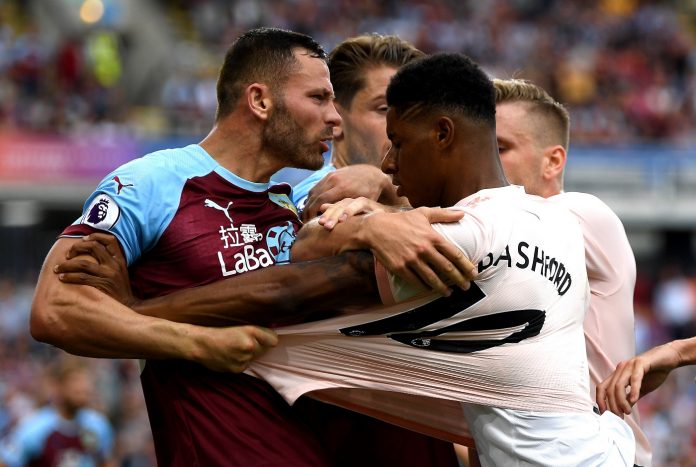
(293, 151, 324, 170)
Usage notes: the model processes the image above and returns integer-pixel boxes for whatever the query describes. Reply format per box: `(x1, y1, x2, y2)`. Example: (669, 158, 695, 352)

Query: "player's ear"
(247, 83, 272, 121)
(435, 117, 455, 149)
(542, 145, 566, 181)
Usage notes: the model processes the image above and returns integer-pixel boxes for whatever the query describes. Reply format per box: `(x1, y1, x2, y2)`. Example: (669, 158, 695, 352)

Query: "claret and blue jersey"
(62, 144, 301, 299)
(0, 407, 113, 467)
(60, 144, 322, 466)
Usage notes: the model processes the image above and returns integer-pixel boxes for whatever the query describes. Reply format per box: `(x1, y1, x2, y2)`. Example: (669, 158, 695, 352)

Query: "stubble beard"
(262, 101, 324, 170)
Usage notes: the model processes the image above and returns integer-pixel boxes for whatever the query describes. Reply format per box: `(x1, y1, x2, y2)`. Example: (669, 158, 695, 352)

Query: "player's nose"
(381, 146, 396, 175)
(325, 101, 342, 127)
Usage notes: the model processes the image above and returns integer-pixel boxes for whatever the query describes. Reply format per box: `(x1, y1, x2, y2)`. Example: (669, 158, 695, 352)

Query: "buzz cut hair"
(329, 34, 424, 109)
(215, 27, 326, 120)
(386, 53, 496, 127)
(494, 79, 570, 150)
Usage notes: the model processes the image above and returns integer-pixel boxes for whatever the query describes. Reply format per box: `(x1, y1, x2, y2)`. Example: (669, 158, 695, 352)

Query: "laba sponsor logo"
(217, 244, 273, 277)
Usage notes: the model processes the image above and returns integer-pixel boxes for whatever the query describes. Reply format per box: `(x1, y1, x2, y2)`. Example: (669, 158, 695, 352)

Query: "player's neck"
(200, 120, 278, 183)
(442, 136, 509, 205)
(331, 152, 348, 170)
(57, 404, 78, 420)
(330, 144, 348, 169)
(540, 181, 563, 199)
(331, 144, 379, 170)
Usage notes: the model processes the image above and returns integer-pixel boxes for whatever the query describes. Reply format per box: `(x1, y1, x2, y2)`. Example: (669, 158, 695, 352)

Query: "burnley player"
(292, 34, 423, 217)
(32, 28, 473, 466)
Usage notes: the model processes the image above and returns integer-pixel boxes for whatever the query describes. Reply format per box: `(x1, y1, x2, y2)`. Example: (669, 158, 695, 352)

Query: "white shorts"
(463, 403, 635, 466)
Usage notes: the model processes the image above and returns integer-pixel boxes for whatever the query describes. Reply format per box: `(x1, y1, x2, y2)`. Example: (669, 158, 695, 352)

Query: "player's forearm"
(31, 287, 198, 360)
(291, 214, 377, 261)
(669, 337, 696, 366)
(134, 251, 379, 328)
(32, 260, 198, 361)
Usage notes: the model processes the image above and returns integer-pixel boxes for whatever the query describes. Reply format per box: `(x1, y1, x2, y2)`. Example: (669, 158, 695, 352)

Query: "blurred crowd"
(0, 2, 127, 137)
(632, 264, 696, 465)
(0, 265, 694, 465)
(0, 279, 155, 466)
(0, 0, 694, 144)
(1, 0, 695, 465)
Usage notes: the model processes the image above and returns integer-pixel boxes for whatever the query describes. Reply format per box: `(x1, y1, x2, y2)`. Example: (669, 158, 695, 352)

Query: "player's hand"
(596, 341, 682, 416)
(191, 325, 279, 373)
(55, 233, 137, 308)
(302, 165, 402, 221)
(362, 207, 476, 296)
(318, 197, 389, 230)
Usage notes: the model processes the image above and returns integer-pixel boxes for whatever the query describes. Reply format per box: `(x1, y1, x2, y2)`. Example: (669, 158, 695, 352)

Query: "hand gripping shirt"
(60, 145, 333, 467)
(248, 186, 635, 466)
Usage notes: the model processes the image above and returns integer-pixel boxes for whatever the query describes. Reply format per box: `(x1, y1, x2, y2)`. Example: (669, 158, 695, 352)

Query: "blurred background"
(0, 0, 694, 465)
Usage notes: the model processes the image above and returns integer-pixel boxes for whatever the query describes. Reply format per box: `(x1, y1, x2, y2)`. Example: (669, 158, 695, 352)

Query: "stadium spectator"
(652, 263, 696, 341)
(1, 1, 693, 143)
(0, 356, 114, 467)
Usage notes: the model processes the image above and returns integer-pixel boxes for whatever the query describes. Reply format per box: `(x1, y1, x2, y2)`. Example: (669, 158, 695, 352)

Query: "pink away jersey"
(249, 186, 636, 465)
(553, 191, 651, 466)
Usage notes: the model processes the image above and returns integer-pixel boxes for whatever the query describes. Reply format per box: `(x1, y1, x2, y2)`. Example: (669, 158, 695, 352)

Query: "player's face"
(335, 65, 397, 167)
(382, 108, 440, 207)
(496, 101, 546, 196)
(264, 50, 341, 170)
(59, 369, 93, 412)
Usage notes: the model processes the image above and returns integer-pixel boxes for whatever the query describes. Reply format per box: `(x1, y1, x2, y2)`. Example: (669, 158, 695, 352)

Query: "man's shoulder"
(11, 407, 60, 440)
(456, 186, 569, 220)
(94, 144, 219, 208)
(114, 144, 215, 182)
(76, 409, 112, 433)
(550, 191, 624, 230)
(552, 191, 607, 207)
(291, 163, 336, 209)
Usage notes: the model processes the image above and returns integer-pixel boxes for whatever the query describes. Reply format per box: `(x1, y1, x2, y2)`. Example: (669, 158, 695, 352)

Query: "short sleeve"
(62, 157, 184, 265)
(374, 205, 493, 305)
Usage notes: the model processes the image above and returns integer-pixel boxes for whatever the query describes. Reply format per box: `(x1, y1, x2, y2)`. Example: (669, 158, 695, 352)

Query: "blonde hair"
(494, 79, 570, 150)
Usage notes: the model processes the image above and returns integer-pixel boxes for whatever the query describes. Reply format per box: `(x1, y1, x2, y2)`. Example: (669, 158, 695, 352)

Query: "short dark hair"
(329, 34, 424, 109)
(386, 53, 495, 126)
(216, 28, 326, 120)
